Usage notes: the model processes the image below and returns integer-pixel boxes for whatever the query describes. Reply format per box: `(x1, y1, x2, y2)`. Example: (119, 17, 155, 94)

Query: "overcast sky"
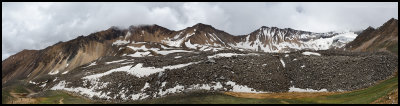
(2, 2, 398, 60)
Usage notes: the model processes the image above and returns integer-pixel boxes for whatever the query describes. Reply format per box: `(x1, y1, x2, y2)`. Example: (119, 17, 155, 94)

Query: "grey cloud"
(2, 2, 398, 60)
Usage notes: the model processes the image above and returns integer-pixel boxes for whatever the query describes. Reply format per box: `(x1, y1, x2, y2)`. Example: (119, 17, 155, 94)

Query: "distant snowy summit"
(110, 23, 357, 54)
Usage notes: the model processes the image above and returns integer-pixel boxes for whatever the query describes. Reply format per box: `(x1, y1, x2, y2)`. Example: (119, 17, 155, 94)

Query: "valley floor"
(3, 76, 397, 104)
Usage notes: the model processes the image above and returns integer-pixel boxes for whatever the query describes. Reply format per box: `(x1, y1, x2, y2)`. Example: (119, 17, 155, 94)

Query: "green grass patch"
(126, 91, 316, 104)
(38, 90, 93, 104)
(386, 43, 398, 54)
(2, 88, 13, 104)
(2, 82, 29, 104)
(298, 76, 398, 104)
(13, 86, 29, 94)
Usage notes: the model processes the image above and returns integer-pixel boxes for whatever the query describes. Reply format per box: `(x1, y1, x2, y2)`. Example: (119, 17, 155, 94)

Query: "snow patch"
(105, 59, 127, 64)
(127, 51, 151, 57)
(86, 62, 97, 68)
(226, 81, 268, 93)
(280, 58, 286, 68)
(51, 80, 112, 99)
(29, 81, 39, 85)
(301, 65, 306, 68)
(155, 50, 193, 55)
(184, 39, 198, 49)
(83, 61, 201, 79)
(141, 82, 150, 91)
(302, 52, 321, 56)
(39, 83, 47, 87)
(288, 86, 328, 92)
(207, 53, 246, 59)
(62, 71, 69, 74)
(112, 40, 130, 46)
(49, 70, 59, 75)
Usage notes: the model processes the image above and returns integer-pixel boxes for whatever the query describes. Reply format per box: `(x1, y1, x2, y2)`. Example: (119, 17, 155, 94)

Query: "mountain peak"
(188, 23, 218, 33)
(387, 18, 398, 23)
(192, 23, 214, 29)
(193, 23, 210, 27)
(260, 26, 269, 29)
(381, 18, 398, 28)
(366, 26, 375, 31)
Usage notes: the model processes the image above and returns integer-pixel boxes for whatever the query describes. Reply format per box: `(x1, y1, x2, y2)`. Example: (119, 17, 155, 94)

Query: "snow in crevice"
(125, 31, 132, 40)
(280, 58, 286, 68)
(302, 51, 321, 56)
(29, 81, 39, 85)
(62, 71, 69, 74)
(85, 62, 97, 68)
(141, 82, 150, 91)
(39, 83, 47, 87)
(105, 59, 127, 64)
(49, 69, 59, 75)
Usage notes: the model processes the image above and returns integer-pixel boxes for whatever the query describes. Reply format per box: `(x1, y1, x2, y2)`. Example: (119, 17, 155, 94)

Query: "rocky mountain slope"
(345, 18, 398, 54)
(2, 23, 357, 85)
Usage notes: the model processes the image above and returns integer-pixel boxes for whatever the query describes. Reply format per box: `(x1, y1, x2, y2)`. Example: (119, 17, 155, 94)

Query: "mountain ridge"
(345, 18, 398, 54)
(2, 21, 355, 85)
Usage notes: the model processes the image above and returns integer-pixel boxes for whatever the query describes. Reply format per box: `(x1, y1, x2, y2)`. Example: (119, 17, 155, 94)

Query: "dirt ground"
(371, 88, 398, 104)
(6, 88, 38, 104)
(7, 91, 37, 104)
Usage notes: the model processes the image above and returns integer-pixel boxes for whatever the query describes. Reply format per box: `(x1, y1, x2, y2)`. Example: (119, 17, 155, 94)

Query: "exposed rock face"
(345, 18, 398, 54)
(2, 27, 124, 84)
(2, 50, 39, 86)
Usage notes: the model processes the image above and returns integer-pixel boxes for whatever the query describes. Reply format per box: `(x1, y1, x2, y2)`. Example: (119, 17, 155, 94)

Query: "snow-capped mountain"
(2, 23, 358, 85)
(229, 26, 357, 52)
(111, 23, 357, 54)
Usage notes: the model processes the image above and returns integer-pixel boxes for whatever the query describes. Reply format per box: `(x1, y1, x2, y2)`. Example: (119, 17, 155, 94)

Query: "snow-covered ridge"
(230, 31, 357, 53)
(83, 61, 201, 80)
(124, 45, 194, 57)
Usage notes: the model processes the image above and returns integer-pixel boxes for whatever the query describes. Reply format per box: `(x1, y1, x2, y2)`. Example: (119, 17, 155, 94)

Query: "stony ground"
(31, 49, 398, 102)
